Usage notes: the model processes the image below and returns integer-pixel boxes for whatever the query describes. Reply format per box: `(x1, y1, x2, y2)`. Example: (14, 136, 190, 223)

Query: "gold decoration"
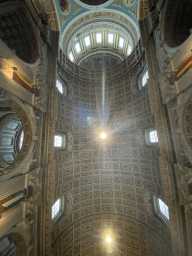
(73, 4, 81, 14)
(130, 5, 137, 16)
(113, 0, 122, 7)
(59, 16, 67, 27)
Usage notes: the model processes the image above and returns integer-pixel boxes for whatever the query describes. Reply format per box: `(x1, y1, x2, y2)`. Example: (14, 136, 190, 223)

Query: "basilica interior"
(0, 0, 192, 255)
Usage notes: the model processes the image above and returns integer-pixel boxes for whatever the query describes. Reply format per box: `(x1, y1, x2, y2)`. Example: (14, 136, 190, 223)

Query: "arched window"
(54, 134, 66, 149)
(141, 70, 149, 87)
(56, 79, 67, 96)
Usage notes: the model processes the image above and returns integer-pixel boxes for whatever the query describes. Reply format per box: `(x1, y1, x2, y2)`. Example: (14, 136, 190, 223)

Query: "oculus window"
(54, 134, 66, 149)
(96, 33, 102, 43)
(108, 33, 114, 43)
(142, 71, 149, 86)
(84, 35, 90, 46)
(75, 42, 81, 53)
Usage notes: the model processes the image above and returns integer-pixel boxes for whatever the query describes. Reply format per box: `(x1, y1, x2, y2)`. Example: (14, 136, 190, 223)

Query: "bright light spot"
(108, 33, 114, 43)
(69, 52, 74, 62)
(100, 132, 107, 139)
(96, 33, 102, 43)
(106, 236, 111, 243)
(75, 42, 81, 53)
(119, 37, 124, 48)
(84, 35, 90, 46)
(87, 117, 91, 120)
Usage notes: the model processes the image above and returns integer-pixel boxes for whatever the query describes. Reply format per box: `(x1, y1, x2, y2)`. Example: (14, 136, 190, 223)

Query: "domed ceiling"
(54, 0, 141, 68)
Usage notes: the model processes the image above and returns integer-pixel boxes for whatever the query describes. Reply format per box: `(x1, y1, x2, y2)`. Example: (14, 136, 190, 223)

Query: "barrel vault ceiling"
(38, 1, 172, 256)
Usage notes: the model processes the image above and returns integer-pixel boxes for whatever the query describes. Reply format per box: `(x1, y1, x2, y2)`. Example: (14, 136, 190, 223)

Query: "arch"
(0, 92, 37, 182)
(0, 113, 23, 168)
(0, 8, 39, 64)
(60, 9, 140, 58)
(1, 226, 32, 256)
(163, 0, 192, 48)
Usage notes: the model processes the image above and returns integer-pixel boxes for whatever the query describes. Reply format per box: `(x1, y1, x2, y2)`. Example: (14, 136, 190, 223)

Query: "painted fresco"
(59, 0, 70, 14)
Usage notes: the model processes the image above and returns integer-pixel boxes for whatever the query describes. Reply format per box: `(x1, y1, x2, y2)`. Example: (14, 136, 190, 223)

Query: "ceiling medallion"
(59, 0, 71, 15)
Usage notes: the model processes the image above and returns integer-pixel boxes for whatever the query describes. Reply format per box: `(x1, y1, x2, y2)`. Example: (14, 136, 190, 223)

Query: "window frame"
(153, 196, 170, 225)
